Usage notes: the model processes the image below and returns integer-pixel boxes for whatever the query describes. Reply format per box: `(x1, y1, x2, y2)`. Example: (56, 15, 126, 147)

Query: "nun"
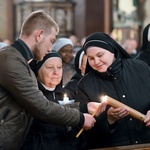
(21, 52, 80, 150)
(76, 32, 150, 149)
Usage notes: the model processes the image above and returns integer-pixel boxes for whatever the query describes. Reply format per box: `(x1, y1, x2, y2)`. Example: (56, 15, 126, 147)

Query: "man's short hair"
(20, 10, 59, 37)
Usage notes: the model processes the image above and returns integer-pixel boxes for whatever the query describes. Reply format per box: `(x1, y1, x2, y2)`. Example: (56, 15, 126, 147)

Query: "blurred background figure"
(69, 34, 81, 57)
(69, 35, 79, 47)
(80, 37, 86, 46)
(72, 46, 81, 57)
(122, 38, 138, 58)
(52, 38, 76, 86)
(136, 23, 150, 66)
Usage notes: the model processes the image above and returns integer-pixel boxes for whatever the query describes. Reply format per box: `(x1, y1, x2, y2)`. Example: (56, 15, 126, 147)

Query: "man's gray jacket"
(0, 39, 84, 150)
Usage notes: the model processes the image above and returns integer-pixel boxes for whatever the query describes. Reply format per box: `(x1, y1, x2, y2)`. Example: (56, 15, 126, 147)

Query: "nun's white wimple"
(79, 51, 85, 69)
(148, 26, 150, 42)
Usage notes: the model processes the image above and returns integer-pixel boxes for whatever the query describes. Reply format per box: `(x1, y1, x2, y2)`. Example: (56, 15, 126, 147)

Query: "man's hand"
(82, 113, 96, 130)
(87, 102, 107, 117)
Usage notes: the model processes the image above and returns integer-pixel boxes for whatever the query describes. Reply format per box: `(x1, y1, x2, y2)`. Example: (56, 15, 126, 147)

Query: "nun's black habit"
(21, 52, 81, 150)
(76, 32, 150, 149)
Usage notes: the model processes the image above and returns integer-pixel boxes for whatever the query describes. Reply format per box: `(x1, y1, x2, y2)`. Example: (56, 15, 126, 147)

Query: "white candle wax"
(63, 94, 69, 102)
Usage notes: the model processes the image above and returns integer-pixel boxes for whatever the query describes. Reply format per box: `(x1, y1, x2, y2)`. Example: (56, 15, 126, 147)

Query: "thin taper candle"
(76, 109, 97, 138)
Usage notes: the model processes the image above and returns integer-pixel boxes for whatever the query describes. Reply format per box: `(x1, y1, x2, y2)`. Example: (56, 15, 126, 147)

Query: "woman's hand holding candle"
(107, 107, 129, 124)
(144, 110, 150, 127)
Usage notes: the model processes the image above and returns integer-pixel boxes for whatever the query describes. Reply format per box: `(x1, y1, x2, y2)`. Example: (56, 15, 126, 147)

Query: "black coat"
(76, 57, 150, 149)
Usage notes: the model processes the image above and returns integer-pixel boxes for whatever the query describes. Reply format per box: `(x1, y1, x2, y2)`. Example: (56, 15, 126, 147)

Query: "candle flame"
(64, 94, 67, 97)
(101, 95, 107, 102)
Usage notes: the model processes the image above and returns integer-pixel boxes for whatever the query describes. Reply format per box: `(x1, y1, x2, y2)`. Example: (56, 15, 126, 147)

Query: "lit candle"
(63, 94, 69, 102)
(101, 95, 146, 122)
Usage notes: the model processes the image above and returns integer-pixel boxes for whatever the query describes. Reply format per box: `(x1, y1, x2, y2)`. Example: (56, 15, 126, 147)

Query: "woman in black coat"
(76, 32, 150, 149)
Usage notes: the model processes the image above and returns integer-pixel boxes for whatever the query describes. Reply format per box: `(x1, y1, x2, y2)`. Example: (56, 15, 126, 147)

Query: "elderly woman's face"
(37, 57, 62, 88)
(86, 46, 115, 73)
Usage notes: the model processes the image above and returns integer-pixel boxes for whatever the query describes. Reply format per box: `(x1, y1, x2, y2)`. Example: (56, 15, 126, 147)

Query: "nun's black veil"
(83, 32, 130, 74)
(140, 23, 150, 50)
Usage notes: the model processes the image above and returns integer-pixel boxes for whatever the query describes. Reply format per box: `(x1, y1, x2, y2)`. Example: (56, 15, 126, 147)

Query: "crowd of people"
(1, 10, 150, 150)
(0, 10, 106, 150)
